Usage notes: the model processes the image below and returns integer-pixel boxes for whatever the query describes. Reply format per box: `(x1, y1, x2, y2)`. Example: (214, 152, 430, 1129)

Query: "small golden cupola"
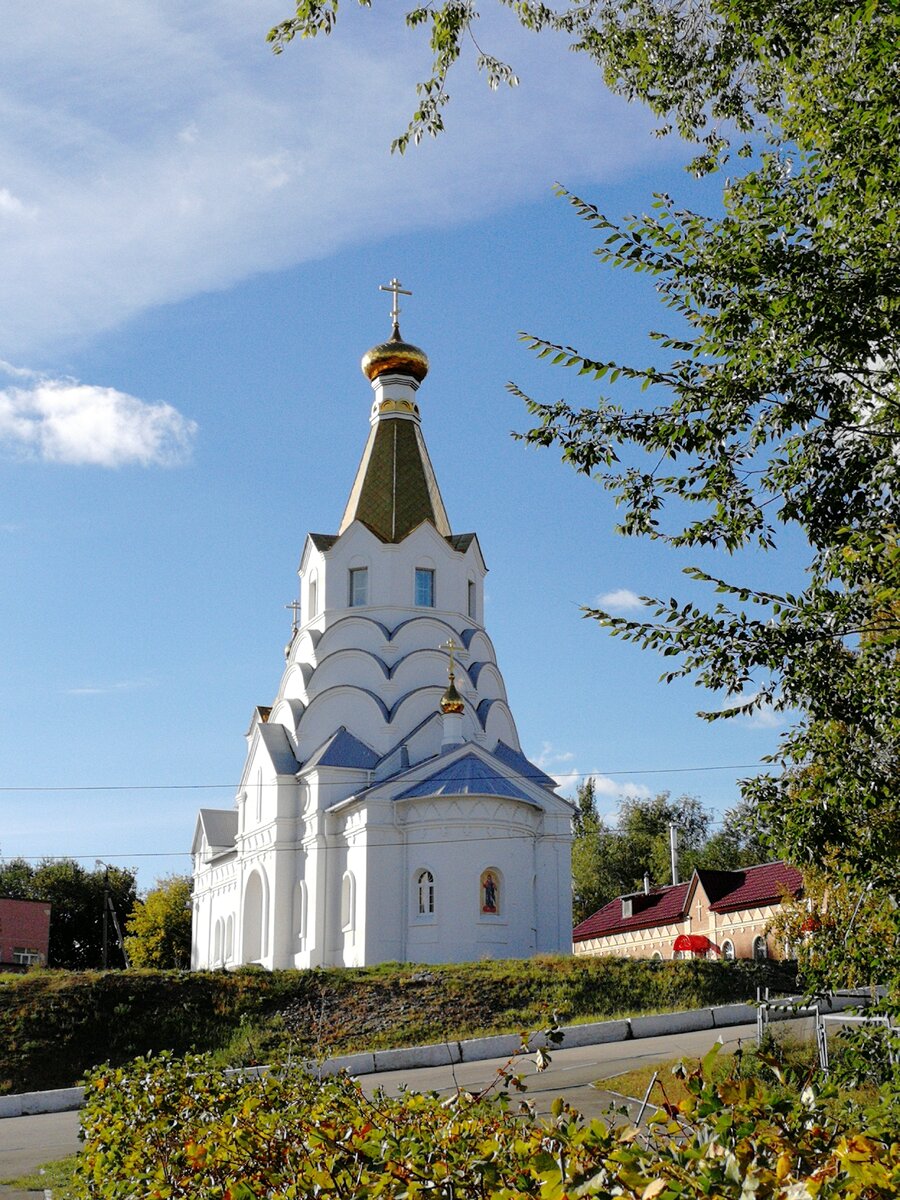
(440, 671, 465, 715)
(361, 278, 429, 383)
(361, 326, 429, 384)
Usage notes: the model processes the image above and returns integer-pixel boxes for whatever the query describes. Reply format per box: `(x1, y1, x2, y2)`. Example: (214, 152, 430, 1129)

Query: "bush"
(72, 1048, 900, 1199)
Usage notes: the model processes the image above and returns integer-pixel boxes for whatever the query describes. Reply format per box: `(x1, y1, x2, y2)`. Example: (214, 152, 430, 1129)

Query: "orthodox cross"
(440, 636, 463, 677)
(379, 277, 412, 328)
(285, 598, 303, 632)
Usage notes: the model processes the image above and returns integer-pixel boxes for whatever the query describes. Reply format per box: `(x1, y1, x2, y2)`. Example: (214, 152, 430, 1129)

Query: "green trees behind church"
(571, 782, 767, 924)
(124, 874, 192, 970)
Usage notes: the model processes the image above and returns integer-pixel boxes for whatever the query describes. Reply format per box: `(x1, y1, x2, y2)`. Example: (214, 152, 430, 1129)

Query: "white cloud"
(66, 679, 153, 696)
(596, 588, 645, 612)
(532, 742, 579, 788)
(588, 774, 652, 801)
(0, 376, 196, 467)
(531, 745, 652, 800)
(0, 0, 676, 358)
(0, 186, 34, 218)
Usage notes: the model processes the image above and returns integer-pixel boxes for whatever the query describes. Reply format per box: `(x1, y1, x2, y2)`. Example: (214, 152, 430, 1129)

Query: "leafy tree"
(571, 788, 734, 921)
(268, 0, 900, 995)
(693, 798, 773, 873)
(0, 858, 136, 969)
(124, 875, 193, 970)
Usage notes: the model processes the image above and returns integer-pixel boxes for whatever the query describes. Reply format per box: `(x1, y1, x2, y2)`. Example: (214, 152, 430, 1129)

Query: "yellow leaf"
(642, 1180, 667, 1200)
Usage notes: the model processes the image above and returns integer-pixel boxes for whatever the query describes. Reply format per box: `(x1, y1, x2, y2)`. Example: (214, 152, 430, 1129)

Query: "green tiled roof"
(340, 416, 451, 543)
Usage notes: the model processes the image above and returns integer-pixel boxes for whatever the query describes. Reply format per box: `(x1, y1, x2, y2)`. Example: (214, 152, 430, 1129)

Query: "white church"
(191, 283, 574, 969)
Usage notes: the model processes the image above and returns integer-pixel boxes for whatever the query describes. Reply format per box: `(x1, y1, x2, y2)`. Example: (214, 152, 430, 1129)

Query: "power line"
(0, 762, 770, 794)
(1, 815, 753, 864)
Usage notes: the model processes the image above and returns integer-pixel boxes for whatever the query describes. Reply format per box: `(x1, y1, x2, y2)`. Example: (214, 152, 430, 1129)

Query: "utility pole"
(669, 823, 679, 886)
(102, 864, 109, 970)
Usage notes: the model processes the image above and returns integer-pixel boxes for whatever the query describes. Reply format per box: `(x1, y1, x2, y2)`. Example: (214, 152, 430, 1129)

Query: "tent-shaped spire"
(339, 294, 450, 542)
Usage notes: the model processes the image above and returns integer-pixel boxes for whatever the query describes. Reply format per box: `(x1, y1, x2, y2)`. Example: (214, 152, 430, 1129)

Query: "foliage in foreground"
(0, 956, 796, 1094)
(73, 1047, 900, 1200)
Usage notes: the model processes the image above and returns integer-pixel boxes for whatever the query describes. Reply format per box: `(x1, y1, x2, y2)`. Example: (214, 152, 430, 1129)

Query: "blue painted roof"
(491, 741, 557, 789)
(257, 722, 301, 776)
(394, 752, 534, 803)
(304, 726, 379, 771)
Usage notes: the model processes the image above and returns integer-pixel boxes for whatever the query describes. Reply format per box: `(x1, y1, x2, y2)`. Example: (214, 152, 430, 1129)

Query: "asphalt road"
(0, 1016, 818, 1196)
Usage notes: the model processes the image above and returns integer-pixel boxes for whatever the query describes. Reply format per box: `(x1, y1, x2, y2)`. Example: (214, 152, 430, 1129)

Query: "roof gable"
(192, 808, 238, 856)
(394, 751, 536, 803)
(303, 726, 379, 772)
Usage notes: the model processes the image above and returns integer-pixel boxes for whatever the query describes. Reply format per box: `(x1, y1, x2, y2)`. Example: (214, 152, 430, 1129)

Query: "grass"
(593, 1030, 878, 1114)
(1, 958, 797, 1094)
(1, 1153, 79, 1197)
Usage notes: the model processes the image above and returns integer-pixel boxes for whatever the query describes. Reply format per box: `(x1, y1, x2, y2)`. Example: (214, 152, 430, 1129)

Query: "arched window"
(213, 918, 223, 965)
(242, 870, 267, 963)
(416, 870, 435, 916)
(309, 574, 318, 619)
(225, 915, 234, 962)
(480, 869, 500, 915)
(721, 939, 735, 961)
(341, 871, 355, 931)
(467, 579, 476, 619)
(753, 936, 768, 960)
(651, 950, 663, 961)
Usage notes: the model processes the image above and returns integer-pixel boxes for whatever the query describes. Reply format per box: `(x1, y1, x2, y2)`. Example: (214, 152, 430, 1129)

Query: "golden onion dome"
(440, 672, 465, 715)
(361, 324, 429, 383)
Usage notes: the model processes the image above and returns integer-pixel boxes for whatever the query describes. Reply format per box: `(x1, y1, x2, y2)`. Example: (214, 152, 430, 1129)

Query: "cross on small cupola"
(285, 598, 303, 633)
(439, 637, 465, 715)
(379, 276, 412, 338)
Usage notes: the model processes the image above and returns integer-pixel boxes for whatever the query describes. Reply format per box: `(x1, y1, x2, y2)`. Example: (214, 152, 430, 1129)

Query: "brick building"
(0, 898, 51, 969)
(573, 861, 803, 961)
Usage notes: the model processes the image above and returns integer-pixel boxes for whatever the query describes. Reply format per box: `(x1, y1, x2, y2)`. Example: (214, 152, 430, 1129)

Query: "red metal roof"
(573, 861, 803, 943)
(573, 882, 691, 941)
(705, 861, 802, 913)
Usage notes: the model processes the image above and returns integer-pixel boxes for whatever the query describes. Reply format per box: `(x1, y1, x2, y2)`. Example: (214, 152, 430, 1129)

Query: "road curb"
(0, 990, 870, 1118)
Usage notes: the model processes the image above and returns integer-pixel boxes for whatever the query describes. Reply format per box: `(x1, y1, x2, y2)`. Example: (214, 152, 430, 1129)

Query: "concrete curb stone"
(0, 991, 872, 1119)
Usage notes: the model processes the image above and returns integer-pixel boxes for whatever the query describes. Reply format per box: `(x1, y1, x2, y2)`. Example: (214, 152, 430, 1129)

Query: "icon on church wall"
(481, 870, 499, 914)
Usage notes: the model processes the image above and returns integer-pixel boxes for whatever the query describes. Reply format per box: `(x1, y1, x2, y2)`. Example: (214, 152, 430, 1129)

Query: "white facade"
(191, 317, 573, 969)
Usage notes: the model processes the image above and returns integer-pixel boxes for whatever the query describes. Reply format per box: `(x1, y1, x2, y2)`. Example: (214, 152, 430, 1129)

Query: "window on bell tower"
(415, 568, 435, 607)
(349, 567, 368, 607)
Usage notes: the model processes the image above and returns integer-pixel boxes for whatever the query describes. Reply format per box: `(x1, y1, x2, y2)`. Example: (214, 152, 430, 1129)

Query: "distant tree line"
(0, 857, 192, 970)
(0, 857, 136, 969)
(571, 783, 770, 925)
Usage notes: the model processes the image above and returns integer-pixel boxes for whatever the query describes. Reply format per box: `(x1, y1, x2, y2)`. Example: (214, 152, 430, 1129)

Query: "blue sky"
(0, 1, 799, 890)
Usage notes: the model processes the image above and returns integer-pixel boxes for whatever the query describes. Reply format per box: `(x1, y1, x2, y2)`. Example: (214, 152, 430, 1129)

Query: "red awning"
(673, 934, 720, 954)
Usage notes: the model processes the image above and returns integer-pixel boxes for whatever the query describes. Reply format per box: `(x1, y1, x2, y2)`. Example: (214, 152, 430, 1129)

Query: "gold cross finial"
(440, 637, 463, 676)
(379, 277, 412, 332)
(285, 598, 302, 632)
